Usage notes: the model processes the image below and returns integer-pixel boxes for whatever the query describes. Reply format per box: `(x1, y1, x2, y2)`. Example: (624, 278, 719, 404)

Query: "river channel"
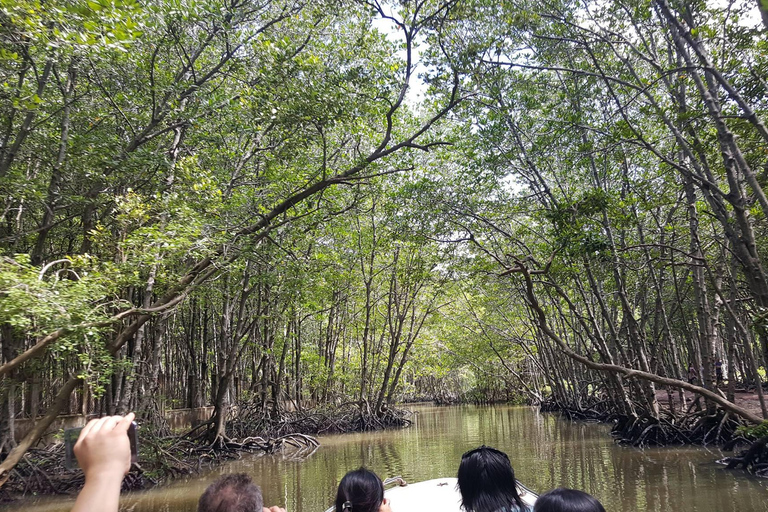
(7, 405, 768, 512)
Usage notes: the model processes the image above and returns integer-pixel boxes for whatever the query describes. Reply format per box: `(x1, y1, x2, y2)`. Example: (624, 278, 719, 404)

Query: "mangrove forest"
(1, 0, 768, 500)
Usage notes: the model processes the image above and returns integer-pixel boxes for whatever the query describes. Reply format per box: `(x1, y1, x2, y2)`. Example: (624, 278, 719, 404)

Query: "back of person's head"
(457, 445, 526, 512)
(198, 473, 264, 512)
(335, 467, 385, 512)
(533, 488, 606, 512)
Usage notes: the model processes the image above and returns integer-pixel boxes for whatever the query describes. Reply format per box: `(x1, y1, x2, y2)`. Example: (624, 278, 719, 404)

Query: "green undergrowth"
(736, 421, 768, 440)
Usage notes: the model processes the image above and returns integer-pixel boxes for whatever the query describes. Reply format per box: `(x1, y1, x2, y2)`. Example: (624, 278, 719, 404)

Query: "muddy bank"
(0, 404, 412, 502)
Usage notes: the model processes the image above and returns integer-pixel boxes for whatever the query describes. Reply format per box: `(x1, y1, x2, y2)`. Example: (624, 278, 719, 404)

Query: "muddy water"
(7, 405, 768, 512)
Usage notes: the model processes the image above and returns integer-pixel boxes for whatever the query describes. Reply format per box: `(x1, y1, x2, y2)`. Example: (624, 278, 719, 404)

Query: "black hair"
(457, 445, 527, 512)
(533, 488, 606, 512)
(335, 468, 385, 512)
(197, 473, 263, 512)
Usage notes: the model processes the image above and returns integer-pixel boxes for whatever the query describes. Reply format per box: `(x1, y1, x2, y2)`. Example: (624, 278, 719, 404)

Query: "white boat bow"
(324, 477, 537, 512)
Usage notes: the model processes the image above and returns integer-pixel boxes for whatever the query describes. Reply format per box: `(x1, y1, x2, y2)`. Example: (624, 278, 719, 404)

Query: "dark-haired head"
(197, 473, 263, 512)
(335, 468, 390, 512)
(457, 445, 526, 512)
(533, 488, 605, 512)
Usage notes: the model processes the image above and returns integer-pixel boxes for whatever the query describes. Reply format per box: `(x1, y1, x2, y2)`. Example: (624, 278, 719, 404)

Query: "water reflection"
(7, 405, 768, 512)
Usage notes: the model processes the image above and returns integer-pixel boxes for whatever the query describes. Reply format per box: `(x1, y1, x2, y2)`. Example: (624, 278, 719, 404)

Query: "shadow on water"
(7, 405, 768, 512)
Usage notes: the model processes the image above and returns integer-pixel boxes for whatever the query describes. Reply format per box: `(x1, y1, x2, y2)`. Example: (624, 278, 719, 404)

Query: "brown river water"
(6, 405, 768, 512)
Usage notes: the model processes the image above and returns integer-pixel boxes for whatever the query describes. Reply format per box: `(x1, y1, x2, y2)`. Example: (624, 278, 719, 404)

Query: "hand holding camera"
(68, 413, 136, 512)
(73, 413, 136, 481)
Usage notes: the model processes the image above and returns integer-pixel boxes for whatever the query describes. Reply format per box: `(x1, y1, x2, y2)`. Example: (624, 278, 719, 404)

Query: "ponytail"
(334, 468, 385, 512)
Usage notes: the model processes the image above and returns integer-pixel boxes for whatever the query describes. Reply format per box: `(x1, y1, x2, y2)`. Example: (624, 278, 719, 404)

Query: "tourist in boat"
(69, 413, 285, 512)
(457, 445, 531, 512)
(334, 467, 392, 512)
(533, 488, 605, 512)
(198, 473, 286, 512)
(70, 413, 135, 512)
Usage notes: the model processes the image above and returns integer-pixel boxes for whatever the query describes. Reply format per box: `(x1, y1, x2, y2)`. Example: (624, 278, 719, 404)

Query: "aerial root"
(543, 397, 741, 448)
(722, 435, 768, 477)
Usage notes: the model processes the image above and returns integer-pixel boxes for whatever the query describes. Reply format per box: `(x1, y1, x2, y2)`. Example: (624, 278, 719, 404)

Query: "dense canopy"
(1, 0, 768, 484)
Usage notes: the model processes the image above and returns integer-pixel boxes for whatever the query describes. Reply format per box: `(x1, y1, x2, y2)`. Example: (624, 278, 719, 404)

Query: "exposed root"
(721, 435, 768, 477)
(227, 401, 412, 438)
(0, 402, 408, 502)
(0, 428, 321, 503)
(541, 396, 741, 448)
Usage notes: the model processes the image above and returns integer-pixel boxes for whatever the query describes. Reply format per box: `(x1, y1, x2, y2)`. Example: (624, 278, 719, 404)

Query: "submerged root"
(722, 435, 768, 476)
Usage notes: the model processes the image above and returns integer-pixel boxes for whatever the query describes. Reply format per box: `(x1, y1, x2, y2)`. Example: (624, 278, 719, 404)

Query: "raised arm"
(71, 413, 135, 512)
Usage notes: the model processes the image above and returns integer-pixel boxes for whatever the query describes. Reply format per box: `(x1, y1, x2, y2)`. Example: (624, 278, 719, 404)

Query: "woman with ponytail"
(334, 468, 392, 512)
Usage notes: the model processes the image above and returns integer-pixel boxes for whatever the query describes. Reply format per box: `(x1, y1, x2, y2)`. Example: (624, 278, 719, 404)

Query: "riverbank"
(655, 388, 767, 418)
(0, 403, 411, 503)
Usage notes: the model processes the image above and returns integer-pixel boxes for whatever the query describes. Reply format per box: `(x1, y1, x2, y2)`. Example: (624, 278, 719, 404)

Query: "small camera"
(63, 421, 138, 470)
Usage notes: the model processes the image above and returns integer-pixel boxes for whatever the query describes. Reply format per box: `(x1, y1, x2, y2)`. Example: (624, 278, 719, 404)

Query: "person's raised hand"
(74, 413, 135, 481)
(263, 507, 287, 512)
